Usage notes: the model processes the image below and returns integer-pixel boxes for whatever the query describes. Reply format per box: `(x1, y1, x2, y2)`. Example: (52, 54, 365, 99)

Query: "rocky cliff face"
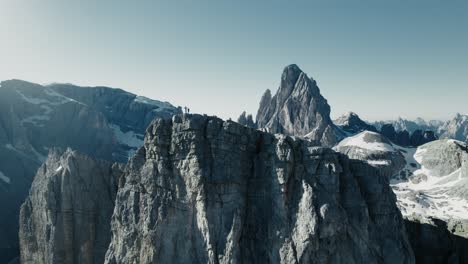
(104, 114, 413, 264)
(19, 149, 123, 264)
(0, 79, 180, 263)
(256, 65, 342, 146)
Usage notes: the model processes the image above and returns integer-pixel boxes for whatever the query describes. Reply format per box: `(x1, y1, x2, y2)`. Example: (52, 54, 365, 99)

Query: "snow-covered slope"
(338, 131, 395, 152)
(334, 131, 406, 178)
(336, 133, 468, 222)
(391, 139, 468, 221)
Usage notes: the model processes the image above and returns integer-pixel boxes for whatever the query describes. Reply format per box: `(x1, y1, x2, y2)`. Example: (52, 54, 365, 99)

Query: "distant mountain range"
(371, 114, 467, 143)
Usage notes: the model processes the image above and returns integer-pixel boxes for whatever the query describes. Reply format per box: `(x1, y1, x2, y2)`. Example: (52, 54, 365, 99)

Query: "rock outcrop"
(333, 112, 377, 135)
(19, 149, 123, 264)
(237, 111, 256, 128)
(104, 114, 414, 264)
(256, 65, 342, 146)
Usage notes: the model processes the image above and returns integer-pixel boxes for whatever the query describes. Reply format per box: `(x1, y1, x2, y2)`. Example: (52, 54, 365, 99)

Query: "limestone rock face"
(105, 114, 413, 264)
(19, 149, 123, 264)
(256, 65, 342, 146)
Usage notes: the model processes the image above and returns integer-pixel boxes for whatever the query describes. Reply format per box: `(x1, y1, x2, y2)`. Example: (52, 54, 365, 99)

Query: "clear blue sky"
(1, 0, 467, 121)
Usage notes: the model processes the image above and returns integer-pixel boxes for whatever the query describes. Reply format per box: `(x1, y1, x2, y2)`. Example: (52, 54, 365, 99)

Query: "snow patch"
(5, 144, 15, 151)
(338, 132, 395, 152)
(14, 87, 82, 127)
(0, 171, 10, 184)
(367, 160, 391, 166)
(5, 143, 46, 163)
(391, 144, 468, 220)
(110, 124, 144, 158)
(110, 124, 143, 148)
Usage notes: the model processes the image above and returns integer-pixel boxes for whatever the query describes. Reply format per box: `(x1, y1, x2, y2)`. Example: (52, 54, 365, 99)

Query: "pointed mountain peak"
(256, 65, 341, 146)
(334, 111, 377, 135)
(280, 64, 304, 86)
(283, 64, 302, 73)
(344, 111, 358, 118)
(335, 111, 362, 124)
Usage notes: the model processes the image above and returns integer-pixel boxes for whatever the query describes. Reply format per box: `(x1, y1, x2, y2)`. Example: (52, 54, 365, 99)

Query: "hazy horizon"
(1, 0, 467, 121)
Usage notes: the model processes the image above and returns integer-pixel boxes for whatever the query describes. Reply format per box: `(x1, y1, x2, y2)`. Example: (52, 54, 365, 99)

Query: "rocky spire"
(256, 64, 342, 146)
(19, 149, 123, 264)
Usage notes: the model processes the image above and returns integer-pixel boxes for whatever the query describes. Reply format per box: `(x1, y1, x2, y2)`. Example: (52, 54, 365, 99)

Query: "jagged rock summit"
(19, 148, 123, 264)
(333, 112, 377, 135)
(256, 65, 342, 146)
(104, 114, 413, 264)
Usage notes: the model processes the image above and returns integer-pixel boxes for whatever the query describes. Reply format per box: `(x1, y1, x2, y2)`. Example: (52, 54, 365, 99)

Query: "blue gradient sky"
(1, 0, 467, 121)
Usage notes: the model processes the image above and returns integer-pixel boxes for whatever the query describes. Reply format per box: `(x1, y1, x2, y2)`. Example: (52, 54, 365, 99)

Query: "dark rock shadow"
(405, 219, 468, 264)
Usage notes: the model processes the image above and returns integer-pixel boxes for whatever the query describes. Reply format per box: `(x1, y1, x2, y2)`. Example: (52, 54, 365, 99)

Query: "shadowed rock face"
(104, 114, 414, 264)
(0, 79, 180, 262)
(256, 65, 342, 147)
(405, 219, 468, 264)
(19, 149, 123, 264)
